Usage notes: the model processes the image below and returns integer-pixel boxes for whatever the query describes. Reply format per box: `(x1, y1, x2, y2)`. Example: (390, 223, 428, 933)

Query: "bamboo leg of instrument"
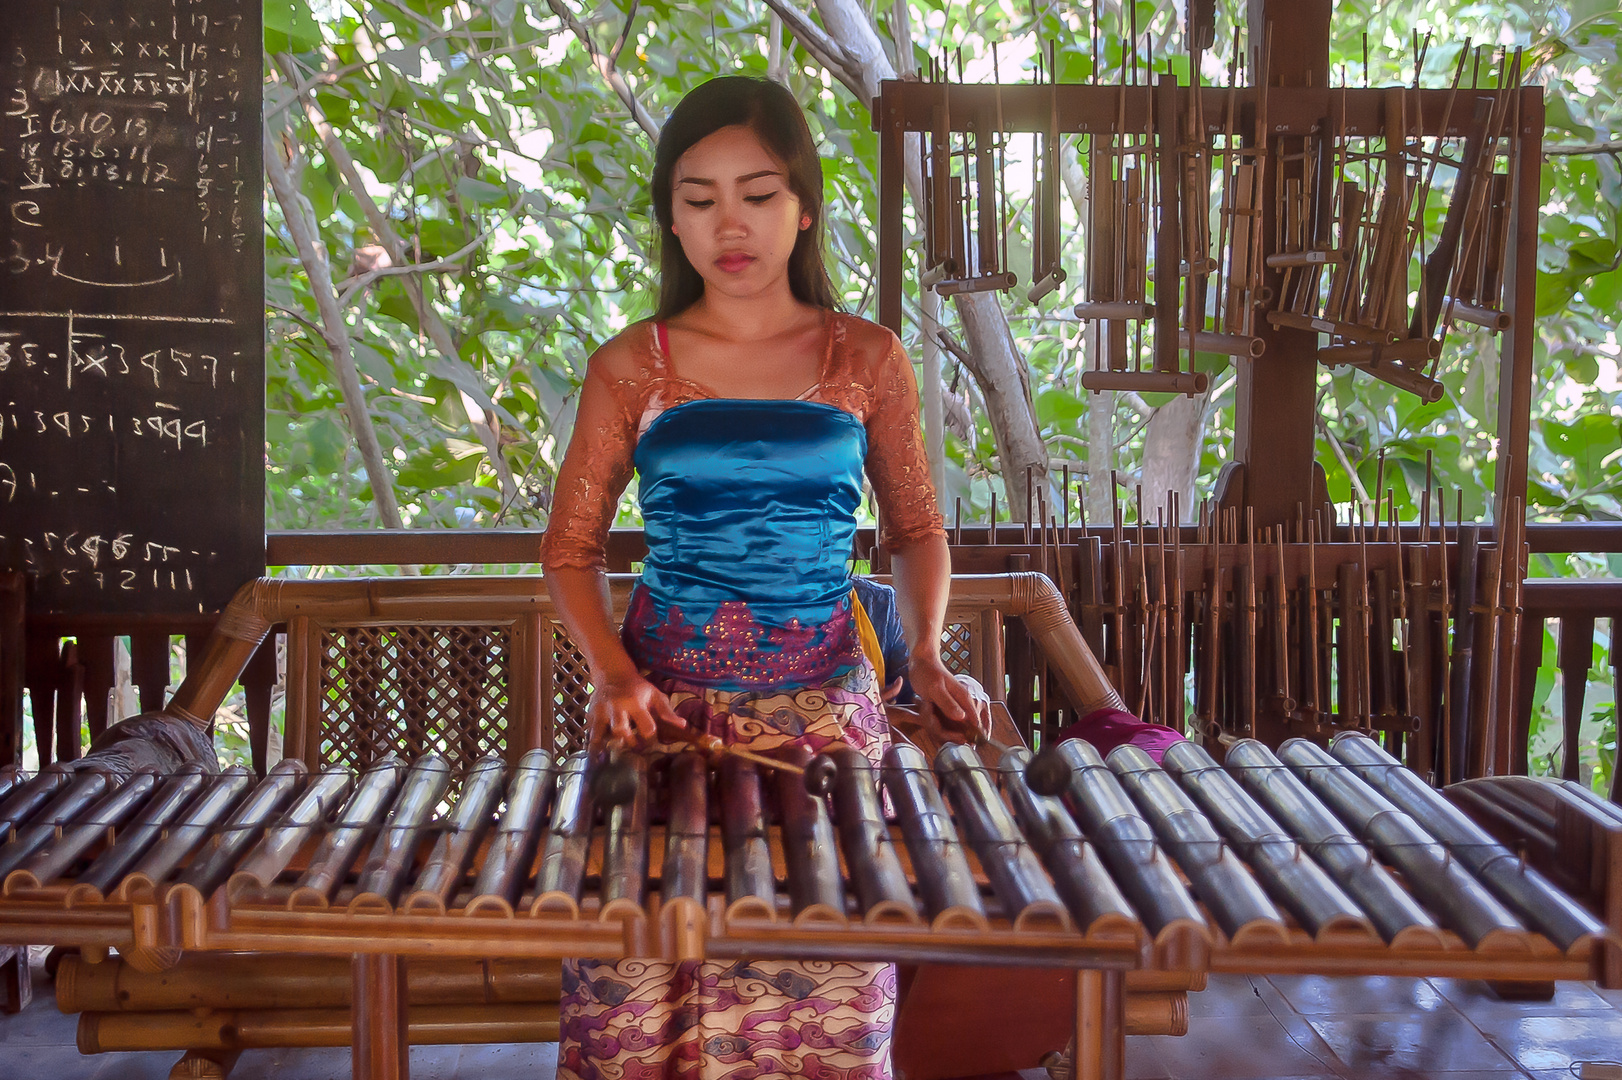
(352, 954, 408, 1080)
(1074, 969, 1125, 1080)
(169, 1049, 241, 1079)
(0, 946, 31, 1015)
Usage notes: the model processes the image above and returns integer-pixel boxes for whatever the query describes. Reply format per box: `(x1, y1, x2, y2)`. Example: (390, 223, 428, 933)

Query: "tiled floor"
(3, 950, 1619, 1079)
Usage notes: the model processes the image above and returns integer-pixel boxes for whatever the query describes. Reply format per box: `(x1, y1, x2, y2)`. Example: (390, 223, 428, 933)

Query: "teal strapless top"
(623, 397, 867, 690)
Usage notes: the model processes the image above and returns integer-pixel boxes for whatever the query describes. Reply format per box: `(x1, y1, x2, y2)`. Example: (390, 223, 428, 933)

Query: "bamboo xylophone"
(0, 731, 1616, 988)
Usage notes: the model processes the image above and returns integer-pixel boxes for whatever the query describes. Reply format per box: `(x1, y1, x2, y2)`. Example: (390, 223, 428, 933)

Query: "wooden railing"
(5, 523, 1620, 790)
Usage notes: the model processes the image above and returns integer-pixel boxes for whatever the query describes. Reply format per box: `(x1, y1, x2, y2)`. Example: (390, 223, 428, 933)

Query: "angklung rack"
(875, 39, 1540, 412)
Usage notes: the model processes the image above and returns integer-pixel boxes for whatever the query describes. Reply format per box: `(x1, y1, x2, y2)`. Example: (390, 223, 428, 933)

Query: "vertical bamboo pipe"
(351, 953, 408, 1080)
(599, 754, 649, 908)
(470, 749, 555, 907)
(829, 746, 915, 919)
(720, 756, 775, 909)
(532, 751, 593, 903)
(774, 745, 844, 915)
(661, 752, 709, 905)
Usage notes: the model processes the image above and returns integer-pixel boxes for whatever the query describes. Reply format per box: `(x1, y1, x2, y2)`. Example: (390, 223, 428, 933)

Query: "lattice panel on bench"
(941, 622, 974, 676)
(317, 625, 511, 776)
(551, 627, 593, 756)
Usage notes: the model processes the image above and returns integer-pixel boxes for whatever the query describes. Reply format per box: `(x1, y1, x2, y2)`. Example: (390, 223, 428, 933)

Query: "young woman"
(540, 75, 980, 1079)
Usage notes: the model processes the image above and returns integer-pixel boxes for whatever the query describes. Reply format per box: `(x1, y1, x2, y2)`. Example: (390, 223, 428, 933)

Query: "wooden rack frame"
(874, 79, 1544, 524)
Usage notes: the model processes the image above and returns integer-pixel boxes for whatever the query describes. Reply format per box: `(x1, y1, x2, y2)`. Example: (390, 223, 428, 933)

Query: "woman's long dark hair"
(651, 76, 838, 320)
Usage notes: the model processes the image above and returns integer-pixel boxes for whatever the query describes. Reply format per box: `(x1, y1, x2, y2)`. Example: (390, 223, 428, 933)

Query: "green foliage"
(254, 1, 1616, 789)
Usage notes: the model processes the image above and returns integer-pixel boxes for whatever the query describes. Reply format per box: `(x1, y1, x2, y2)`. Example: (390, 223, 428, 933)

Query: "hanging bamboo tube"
(227, 767, 354, 903)
(1224, 740, 1438, 945)
(884, 743, 985, 922)
(774, 745, 844, 916)
(830, 746, 915, 920)
(1160, 742, 1372, 940)
(936, 743, 1064, 923)
(405, 755, 507, 910)
(288, 756, 405, 906)
(466, 749, 554, 909)
(7, 773, 157, 891)
(76, 765, 209, 898)
(1328, 732, 1608, 951)
(0, 766, 27, 803)
(999, 747, 1138, 935)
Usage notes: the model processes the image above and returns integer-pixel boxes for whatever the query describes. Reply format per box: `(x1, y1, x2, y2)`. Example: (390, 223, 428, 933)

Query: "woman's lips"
(715, 252, 755, 273)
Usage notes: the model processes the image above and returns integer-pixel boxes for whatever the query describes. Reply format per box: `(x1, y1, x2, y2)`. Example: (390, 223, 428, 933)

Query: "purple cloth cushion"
(1054, 707, 1186, 763)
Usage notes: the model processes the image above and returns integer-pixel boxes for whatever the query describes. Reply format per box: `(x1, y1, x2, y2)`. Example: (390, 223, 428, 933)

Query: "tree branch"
(336, 228, 497, 306)
(608, 0, 640, 67)
(279, 55, 518, 505)
(263, 126, 406, 530)
(546, 0, 661, 138)
(1544, 139, 1622, 156)
(762, 0, 869, 103)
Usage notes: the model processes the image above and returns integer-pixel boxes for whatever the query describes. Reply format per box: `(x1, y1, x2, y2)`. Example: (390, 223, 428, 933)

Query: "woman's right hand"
(588, 670, 686, 750)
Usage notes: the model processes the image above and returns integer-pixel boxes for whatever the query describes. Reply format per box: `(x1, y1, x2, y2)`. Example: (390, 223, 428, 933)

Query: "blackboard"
(0, 0, 264, 616)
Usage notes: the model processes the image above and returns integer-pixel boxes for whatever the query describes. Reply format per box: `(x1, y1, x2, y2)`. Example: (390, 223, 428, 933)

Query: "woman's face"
(669, 124, 808, 302)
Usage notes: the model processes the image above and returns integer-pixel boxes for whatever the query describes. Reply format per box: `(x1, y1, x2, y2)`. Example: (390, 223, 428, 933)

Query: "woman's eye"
(683, 199, 714, 209)
(744, 193, 777, 204)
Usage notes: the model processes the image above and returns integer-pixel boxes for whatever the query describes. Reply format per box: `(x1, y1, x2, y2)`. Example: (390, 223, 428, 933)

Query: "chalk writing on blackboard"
(0, 1, 263, 616)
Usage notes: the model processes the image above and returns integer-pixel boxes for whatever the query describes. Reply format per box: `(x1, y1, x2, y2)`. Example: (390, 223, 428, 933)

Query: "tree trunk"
(278, 61, 518, 511)
(263, 129, 405, 529)
(788, 0, 1049, 519)
(1139, 388, 1212, 522)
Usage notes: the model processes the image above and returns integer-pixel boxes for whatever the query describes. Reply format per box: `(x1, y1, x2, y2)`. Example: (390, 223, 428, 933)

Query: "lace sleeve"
(865, 331, 945, 548)
(539, 346, 640, 571)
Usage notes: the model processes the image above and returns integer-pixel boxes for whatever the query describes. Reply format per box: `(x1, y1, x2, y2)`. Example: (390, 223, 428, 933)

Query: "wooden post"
(1226, 0, 1332, 527)
(352, 953, 409, 1080)
(1073, 968, 1125, 1080)
(878, 85, 906, 336)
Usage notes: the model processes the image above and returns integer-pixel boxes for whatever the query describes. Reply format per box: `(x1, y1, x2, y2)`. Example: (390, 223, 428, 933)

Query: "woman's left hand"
(907, 652, 989, 744)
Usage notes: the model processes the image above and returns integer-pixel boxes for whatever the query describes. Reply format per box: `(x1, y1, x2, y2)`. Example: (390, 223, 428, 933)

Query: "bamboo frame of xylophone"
(6, 739, 1615, 1076)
